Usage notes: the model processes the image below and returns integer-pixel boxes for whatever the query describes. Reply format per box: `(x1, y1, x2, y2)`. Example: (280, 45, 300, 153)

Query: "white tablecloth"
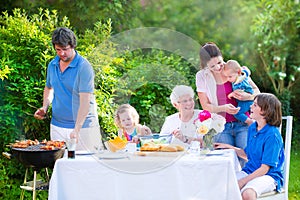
(49, 149, 242, 200)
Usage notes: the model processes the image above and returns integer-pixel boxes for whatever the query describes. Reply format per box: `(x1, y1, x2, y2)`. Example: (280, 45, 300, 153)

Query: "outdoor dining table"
(48, 149, 242, 200)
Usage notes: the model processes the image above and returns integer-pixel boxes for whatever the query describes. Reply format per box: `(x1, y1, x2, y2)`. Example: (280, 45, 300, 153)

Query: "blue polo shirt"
(46, 51, 98, 128)
(243, 123, 284, 191)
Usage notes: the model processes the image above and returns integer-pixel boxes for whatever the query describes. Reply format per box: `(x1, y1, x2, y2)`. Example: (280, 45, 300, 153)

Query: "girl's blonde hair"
(114, 104, 140, 129)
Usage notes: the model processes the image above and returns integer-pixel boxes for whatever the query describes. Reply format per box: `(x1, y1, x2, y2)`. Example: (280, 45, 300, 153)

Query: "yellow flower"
(197, 125, 209, 135)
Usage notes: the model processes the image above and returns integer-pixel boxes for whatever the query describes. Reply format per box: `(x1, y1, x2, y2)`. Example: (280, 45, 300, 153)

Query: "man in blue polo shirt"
(34, 27, 102, 151)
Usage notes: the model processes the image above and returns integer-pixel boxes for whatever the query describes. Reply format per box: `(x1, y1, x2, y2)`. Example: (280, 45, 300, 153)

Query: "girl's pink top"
(216, 82, 237, 122)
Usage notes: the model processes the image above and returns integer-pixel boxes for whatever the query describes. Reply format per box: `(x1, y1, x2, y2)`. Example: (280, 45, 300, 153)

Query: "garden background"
(0, 0, 299, 199)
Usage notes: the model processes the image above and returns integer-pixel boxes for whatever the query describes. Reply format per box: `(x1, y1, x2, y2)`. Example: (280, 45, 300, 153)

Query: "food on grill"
(44, 140, 65, 148)
(12, 143, 29, 148)
(11, 139, 65, 150)
(40, 139, 48, 144)
(40, 145, 55, 150)
(12, 139, 39, 148)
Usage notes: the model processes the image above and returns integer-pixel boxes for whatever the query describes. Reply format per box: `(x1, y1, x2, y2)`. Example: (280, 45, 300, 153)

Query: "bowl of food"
(104, 136, 127, 152)
(139, 133, 172, 146)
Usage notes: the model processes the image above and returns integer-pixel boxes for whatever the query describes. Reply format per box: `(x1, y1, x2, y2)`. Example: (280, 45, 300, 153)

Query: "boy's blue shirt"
(243, 122, 284, 191)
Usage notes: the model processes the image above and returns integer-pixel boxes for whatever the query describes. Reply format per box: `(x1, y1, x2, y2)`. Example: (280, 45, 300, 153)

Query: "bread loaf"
(160, 145, 177, 152)
(140, 142, 185, 152)
(140, 142, 160, 151)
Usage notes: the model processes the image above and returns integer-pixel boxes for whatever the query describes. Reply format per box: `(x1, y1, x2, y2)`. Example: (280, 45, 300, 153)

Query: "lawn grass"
(288, 147, 300, 200)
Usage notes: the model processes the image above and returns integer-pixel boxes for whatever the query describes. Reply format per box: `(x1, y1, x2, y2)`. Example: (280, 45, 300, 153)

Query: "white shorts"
(50, 124, 103, 151)
(236, 171, 276, 197)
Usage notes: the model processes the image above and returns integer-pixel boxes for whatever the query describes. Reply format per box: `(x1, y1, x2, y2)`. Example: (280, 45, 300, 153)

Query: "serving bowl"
(139, 133, 172, 146)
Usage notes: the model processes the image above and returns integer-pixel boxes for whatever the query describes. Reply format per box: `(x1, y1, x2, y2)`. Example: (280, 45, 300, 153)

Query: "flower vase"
(203, 129, 216, 151)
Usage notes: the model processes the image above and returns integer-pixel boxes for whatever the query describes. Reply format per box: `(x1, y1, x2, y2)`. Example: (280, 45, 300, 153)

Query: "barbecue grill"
(4, 142, 65, 200)
(11, 144, 65, 170)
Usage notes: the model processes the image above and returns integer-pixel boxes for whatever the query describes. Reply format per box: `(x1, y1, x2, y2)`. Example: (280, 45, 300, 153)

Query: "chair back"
(280, 116, 293, 200)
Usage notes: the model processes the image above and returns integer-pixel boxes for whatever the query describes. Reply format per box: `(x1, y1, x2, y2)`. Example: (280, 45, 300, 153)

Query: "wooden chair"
(258, 116, 293, 200)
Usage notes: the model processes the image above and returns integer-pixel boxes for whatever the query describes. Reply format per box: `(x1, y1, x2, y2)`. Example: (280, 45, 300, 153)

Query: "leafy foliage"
(137, 0, 258, 61)
(0, 64, 12, 80)
(0, 0, 141, 33)
(250, 0, 300, 115)
(111, 49, 198, 132)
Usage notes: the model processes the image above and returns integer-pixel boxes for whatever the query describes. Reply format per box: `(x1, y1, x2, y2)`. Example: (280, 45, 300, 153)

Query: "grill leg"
(20, 168, 49, 199)
(32, 170, 37, 200)
(20, 168, 28, 200)
(45, 168, 49, 182)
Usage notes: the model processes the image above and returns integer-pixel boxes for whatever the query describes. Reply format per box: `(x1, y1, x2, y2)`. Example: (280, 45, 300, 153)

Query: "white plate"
(98, 152, 129, 159)
(75, 150, 95, 155)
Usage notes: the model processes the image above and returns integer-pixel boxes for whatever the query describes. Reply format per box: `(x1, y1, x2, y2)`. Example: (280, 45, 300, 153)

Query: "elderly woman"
(160, 85, 202, 147)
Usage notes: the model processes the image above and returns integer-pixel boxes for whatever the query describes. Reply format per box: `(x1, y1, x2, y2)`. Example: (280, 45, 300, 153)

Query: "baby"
(114, 104, 152, 143)
(223, 60, 254, 126)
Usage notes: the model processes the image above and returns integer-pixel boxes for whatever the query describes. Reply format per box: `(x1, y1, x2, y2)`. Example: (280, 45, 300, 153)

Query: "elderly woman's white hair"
(170, 85, 195, 105)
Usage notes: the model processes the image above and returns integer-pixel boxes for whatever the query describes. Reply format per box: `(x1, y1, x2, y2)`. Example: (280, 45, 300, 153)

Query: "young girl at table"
(114, 104, 152, 143)
(214, 93, 284, 200)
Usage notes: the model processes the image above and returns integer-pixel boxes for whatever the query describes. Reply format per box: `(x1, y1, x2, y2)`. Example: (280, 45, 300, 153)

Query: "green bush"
(111, 49, 198, 132)
(250, 0, 300, 114)
(1, 0, 141, 33)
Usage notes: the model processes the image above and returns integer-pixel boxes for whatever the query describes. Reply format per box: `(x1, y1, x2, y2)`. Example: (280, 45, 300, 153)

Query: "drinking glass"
(66, 138, 76, 159)
(189, 141, 200, 154)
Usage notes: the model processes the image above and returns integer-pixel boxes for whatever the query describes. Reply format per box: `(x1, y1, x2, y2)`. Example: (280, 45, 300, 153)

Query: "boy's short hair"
(255, 93, 282, 127)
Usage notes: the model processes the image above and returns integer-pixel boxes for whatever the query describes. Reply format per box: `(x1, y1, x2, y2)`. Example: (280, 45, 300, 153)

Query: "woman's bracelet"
(184, 136, 189, 143)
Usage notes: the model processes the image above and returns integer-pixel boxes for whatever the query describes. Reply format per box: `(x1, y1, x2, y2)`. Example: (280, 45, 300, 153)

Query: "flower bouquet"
(194, 110, 226, 151)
